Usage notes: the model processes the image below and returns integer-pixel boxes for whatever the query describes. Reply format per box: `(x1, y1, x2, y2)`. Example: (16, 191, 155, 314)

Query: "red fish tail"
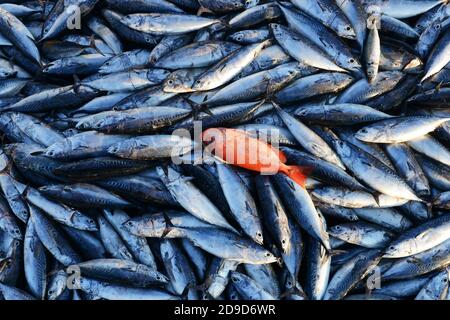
(284, 165, 312, 188)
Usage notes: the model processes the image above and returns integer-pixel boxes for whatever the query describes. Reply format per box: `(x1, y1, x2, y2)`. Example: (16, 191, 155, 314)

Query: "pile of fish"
(0, 0, 449, 301)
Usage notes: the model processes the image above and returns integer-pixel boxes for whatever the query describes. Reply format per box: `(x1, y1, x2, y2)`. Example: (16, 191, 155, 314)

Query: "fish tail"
(284, 165, 312, 188)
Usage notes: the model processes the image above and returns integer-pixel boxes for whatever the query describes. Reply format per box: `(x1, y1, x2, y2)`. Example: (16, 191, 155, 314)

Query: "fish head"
(345, 56, 363, 75)
(269, 23, 283, 38)
(107, 142, 125, 157)
(228, 31, 246, 43)
(191, 75, 213, 91)
(0, 69, 16, 79)
(38, 184, 62, 196)
(42, 61, 61, 74)
(47, 272, 68, 300)
(72, 211, 98, 231)
(122, 218, 139, 233)
(383, 240, 416, 258)
(164, 71, 195, 93)
(120, 14, 141, 30)
(98, 57, 118, 74)
(230, 271, 244, 285)
(336, 22, 357, 40)
(44, 143, 65, 158)
(332, 139, 352, 158)
(329, 224, 351, 241)
(354, 126, 381, 142)
(244, 0, 259, 9)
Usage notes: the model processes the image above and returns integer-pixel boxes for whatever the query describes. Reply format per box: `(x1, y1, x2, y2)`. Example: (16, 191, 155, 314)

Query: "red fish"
(202, 128, 310, 187)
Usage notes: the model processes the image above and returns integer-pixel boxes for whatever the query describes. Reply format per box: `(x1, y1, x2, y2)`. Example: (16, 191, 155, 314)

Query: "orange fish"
(202, 128, 310, 187)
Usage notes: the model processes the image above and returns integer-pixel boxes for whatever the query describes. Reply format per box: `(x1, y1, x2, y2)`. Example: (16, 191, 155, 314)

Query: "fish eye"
(349, 58, 355, 64)
(47, 150, 54, 156)
(389, 246, 395, 250)
(167, 80, 174, 85)
(361, 129, 368, 133)
(232, 276, 238, 282)
(72, 279, 76, 285)
(335, 226, 341, 230)
(127, 221, 133, 226)
(346, 26, 351, 31)
(89, 219, 95, 224)
(256, 232, 262, 238)
(48, 290, 54, 295)
(230, 294, 237, 299)
(265, 252, 272, 257)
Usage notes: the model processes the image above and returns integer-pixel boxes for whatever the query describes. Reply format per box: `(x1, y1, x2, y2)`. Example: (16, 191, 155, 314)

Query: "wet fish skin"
(333, 139, 422, 202)
(24, 219, 47, 300)
(0, 7, 40, 63)
(29, 204, 82, 267)
(77, 276, 180, 300)
(384, 143, 431, 197)
(229, 271, 276, 300)
(182, 227, 278, 265)
(329, 222, 395, 248)
(103, 209, 157, 269)
(73, 259, 169, 288)
(364, 16, 381, 83)
(382, 238, 450, 280)
(356, 116, 450, 144)
(270, 23, 347, 73)
(192, 40, 270, 91)
(278, 2, 362, 75)
(323, 249, 383, 300)
(384, 214, 450, 258)
(97, 216, 134, 261)
(272, 173, 330, 250)
(121, 13, 221, 35)
(216, 163, 264, 245)
(294, 103, 392, 126)
(255, 176, 291, 254)
(305, 238, 331, 300)
(281, 147, 366, 191)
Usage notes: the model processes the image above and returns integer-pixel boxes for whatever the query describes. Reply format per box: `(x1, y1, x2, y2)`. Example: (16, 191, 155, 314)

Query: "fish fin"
(271, 101, 283, 113)
(185, 98, 213, 119)
(72, 74, 82, 93)
(161, 211, 175, 238)
(372, 191, 382, 206)
(197, 6, 214, 16)
(180, 286, 190, 300)
(284, 165, 311, 188)
(88, 35, 105, 56)
(415, 229, 431, 240)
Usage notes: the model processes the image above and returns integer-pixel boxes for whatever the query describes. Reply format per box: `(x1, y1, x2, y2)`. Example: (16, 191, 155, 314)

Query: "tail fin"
(284, 165, 311, 188)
